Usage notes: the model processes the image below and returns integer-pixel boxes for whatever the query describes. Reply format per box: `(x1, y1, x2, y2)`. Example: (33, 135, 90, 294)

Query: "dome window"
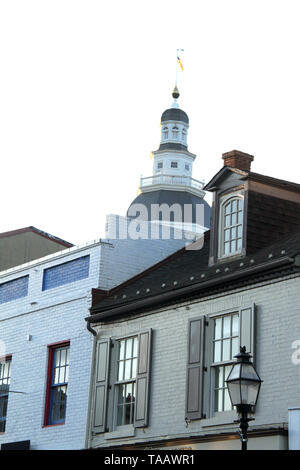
(157, 162, 163, 169)
(171, 161, 178, 168)
(172, 126, 179, 139)
(185, 164, 190, 171)
(162, 127, 169, 140)
(182, 128, 187, 142)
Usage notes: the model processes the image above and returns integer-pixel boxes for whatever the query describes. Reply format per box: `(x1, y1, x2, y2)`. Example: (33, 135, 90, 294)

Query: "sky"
(1, 0, 300, 245)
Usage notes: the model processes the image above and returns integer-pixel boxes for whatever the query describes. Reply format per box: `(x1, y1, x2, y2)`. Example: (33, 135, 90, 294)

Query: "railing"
(140, 174, 205, 191)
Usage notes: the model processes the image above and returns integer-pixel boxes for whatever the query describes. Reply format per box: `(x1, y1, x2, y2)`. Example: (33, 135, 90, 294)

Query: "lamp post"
(225, 346, 262, 450)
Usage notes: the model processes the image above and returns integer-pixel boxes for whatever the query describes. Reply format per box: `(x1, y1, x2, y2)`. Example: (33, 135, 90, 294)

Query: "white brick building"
(0, 236, 186, 450)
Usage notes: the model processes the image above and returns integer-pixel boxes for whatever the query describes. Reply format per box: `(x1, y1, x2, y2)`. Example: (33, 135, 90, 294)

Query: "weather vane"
(176, 49, 184, 87)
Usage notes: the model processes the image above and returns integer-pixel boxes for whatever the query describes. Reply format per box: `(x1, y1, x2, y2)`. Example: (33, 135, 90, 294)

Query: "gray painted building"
(86, 150, 300, 450)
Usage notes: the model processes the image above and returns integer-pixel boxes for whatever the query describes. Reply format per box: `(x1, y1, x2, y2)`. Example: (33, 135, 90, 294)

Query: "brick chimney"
(222, 150, 254, 172)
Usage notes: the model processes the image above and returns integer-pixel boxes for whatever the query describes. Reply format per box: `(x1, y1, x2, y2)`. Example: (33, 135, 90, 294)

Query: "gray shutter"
(239, 304, 256, 360)
(134, 329, 152, 428)
(186, 316, 205, 420)
(92, 338, 111, 433)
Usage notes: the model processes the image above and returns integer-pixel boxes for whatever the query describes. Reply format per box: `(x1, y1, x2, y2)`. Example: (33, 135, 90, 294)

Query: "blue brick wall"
(0, 276, 29, 304)
(42, 256, 90, 291)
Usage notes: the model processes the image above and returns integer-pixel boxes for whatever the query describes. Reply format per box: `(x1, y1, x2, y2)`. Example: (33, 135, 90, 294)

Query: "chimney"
(222, 150, 254, 172)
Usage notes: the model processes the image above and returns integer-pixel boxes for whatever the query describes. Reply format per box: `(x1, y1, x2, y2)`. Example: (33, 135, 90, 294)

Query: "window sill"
(201, 411, 237, 428)
(104, 425, 135, 440)
(42, 422, 65, 429)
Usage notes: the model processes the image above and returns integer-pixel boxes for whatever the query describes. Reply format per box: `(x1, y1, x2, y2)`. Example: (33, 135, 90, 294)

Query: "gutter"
(86, 256, 296, 324)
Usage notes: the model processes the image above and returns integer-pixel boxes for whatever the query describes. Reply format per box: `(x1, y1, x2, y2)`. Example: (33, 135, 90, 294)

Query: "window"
(0, 276, 29, 304)
(212, 313, 239, 412)
(157, 162, 163, 169)
(0, 356, 11, 432)
(171, 161, 178, 168)
(115, 337, 138, 426)
(162, 127, 168, 140)
(182, 128, 187, 142)
(44, 343, 70, 426)
(185, 163, 190, 171)
(220, 197, 243, 257)
(42, 256, 90, 291)
(92, 330, 152, 434)
(186, 306, 255, 422)
(172, 126, 179, 139)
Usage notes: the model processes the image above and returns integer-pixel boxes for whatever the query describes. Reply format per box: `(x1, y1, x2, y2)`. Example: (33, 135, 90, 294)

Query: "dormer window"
(172, 126, 179, 139)
(220, 196, 243, 258)
(162, 127, 168, 140)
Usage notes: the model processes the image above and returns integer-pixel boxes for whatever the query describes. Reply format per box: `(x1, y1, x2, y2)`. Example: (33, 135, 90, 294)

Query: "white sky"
(1, 0, 300, 245)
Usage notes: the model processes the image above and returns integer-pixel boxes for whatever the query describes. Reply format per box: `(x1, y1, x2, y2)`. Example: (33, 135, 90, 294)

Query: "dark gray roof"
(127, 190, 211, 227)
(88, 228, 300, 321)
(161, 108, 189, 124)
(158, 142, 188, 151)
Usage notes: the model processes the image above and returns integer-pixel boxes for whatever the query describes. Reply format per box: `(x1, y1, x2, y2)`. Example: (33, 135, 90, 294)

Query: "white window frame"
(218, 191, 244, 259)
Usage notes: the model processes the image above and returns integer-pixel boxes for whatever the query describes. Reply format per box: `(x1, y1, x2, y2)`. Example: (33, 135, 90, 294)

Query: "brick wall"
(89, 274, 300, 449)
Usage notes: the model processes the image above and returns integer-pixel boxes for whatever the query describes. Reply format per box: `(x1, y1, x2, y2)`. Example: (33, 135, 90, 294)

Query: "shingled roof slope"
(89, 228, 300, 320)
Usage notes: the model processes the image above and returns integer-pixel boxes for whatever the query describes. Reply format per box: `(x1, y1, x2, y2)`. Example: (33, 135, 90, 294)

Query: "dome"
(127, 190, 211, 228)
(161, 108, 189, 124)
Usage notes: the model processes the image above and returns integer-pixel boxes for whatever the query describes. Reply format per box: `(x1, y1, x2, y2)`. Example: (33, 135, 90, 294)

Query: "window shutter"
(186, 316, 205, 420)
(134, 329, 152, 428)
(92, 339, 111, 433)
(239, 304, 256, 360)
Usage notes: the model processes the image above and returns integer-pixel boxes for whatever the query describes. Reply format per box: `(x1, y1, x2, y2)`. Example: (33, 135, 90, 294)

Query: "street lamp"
(225, 346, 262, 450)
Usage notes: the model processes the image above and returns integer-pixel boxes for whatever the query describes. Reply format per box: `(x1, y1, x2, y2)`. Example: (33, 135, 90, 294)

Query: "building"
(0, 226, 73, 271)
(0, 88, 208, 450)
(86, 150, 300, 450)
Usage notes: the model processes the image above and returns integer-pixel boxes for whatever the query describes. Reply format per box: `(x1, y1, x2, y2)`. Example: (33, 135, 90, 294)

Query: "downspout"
(84, 315, 98, 449)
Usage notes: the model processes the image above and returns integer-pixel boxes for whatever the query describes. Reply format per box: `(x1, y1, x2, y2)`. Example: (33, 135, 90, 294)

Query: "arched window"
(221, 197, 243, 256)
(172, 126, 179, 139)
(162, 127, 168, 140)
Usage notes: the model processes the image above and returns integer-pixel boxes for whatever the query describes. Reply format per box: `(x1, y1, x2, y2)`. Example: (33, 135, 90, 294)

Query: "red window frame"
(43, 341, 70, 427)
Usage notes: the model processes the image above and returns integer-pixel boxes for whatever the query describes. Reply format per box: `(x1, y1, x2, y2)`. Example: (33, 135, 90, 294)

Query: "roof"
(88, 228, 300, 323)
(127, 190, 211, 227)
(161, 108, 189, 124)
(0, 226, 73, 248)
(204, 166, 300, 193)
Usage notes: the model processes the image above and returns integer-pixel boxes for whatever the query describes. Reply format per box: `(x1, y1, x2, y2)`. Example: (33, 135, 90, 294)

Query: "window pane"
(237, 199, 242, 210)
(231, 337, 239, 358)
(225, 215, 231, 227)
(215, 389, 223, 412)
(119, 340, 125, 360)
(214, 318, 222, 340)
(238, 211, 243, 224)
(238, 225, 243, 238)
(118, 361, 124, 381)
(214, 341, 221, 362)
(231, 212, 237, 226)
(133, 338, 138, 357)
(230, 240, 236, 253)
(222, 339, 231, 361)
(60, 349, 66, 366)
(224, 242, 230, 255)
(232, 200, 237, 212)
(216, 366, 224, 388)
(237, 238, 242, 251)
(232, 314, 239, 336)
(223, 316, 231, 338)
(124, 360, 131, 380)
(224, 229, 230, 241)
(132, 358, 137, 378)
(126, 339, 133, 359)
(55, 350, 61, 367)
(224, 388, 232, 411)
(225, 203, 231, 214)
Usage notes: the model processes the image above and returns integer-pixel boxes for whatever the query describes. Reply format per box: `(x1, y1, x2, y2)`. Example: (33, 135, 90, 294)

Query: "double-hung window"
(0, 356, 12, 433)
(92, 330, 152, 434)
(186, 306, 255, 422)
(115, 337, 138, 426)
(44, 343, 70, 426)
(220, 196, 244, 258)
(212, 313, 239, 412)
